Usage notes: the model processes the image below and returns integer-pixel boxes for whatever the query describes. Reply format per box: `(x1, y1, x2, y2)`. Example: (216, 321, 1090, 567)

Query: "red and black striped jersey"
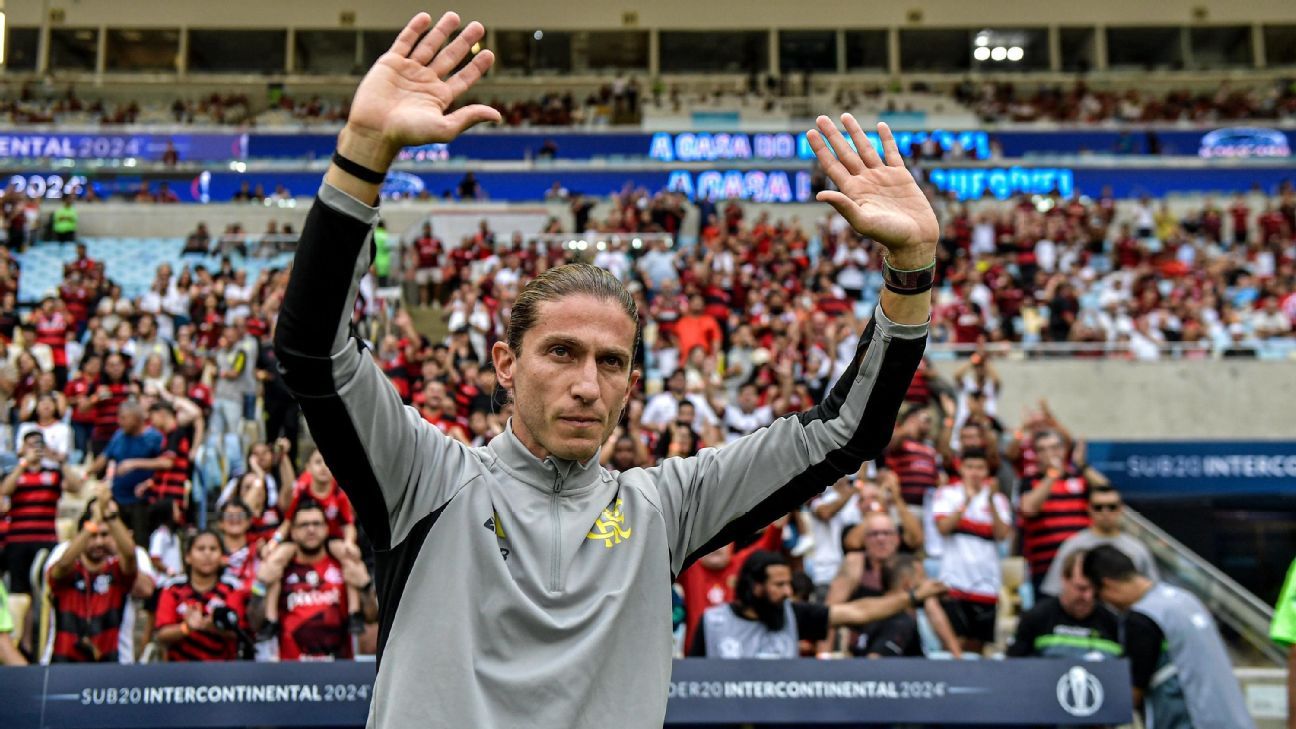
(91, 379, 133, 442)
(1021, 471, 1091, 577)
(151, 424, 194, 505)
(885, 438, 941, 505)
(154, 574, 247, 661)
(48, 556, 135, 663)
(5, 466, 63, 544)
(278, 556, 352, 661)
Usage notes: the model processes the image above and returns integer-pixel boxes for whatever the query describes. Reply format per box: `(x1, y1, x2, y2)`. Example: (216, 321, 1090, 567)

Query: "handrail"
(1122, 507, 1284, 666)
(926, 340, 1295, 360)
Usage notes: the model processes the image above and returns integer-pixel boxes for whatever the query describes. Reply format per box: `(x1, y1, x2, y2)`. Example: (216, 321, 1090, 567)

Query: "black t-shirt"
(688, 602, 831, 657)
(860, 612, 922, 657)
(1007, 596, 1122, 658)
(1122, 611, 1166, 691)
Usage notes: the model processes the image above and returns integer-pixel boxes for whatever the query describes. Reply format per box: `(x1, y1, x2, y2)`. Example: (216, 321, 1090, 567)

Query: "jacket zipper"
(550, 472, 564, 592)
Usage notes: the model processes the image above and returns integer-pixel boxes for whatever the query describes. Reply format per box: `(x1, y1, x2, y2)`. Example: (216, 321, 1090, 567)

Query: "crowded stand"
(0, 140, 1289, 678)
(4, 78, 1296, 129)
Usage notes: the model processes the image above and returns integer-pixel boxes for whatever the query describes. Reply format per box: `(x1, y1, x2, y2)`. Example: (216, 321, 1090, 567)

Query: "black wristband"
(331, 151, 387, 184)
(882, 257, 937, 296)
(908, 588, 920, 608)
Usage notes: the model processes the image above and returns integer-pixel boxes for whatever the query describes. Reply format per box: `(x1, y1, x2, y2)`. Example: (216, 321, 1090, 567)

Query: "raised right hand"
(341, 11, 501, 171)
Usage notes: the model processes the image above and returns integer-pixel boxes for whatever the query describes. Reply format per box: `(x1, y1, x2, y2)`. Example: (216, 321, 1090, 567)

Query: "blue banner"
(1088, 441, 1296, 497)
(0, 659, 1132, 727)
(242, 127, 1293, 162)
(0, 133, 246, 162)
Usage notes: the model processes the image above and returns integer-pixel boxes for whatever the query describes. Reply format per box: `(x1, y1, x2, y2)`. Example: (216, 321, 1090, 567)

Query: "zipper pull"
(553, 473, 564, 493)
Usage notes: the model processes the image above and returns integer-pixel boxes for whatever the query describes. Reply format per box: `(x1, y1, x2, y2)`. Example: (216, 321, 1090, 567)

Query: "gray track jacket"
(274, 183, 928, 729)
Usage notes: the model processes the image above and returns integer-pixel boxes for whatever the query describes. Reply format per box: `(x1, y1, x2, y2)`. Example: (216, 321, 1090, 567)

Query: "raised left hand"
(806, 115, 939, 267)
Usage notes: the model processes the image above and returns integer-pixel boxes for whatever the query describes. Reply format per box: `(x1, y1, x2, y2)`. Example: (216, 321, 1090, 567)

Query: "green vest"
(373, 226, 390, 276)
(53, 206, 78, 234)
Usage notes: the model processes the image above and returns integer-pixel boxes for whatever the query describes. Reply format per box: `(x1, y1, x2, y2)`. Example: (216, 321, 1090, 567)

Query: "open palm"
(808, 115, 939, 255)
(348, 12, 501, 156)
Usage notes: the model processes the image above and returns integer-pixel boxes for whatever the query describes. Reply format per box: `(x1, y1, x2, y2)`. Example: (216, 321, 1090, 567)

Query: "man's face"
(1059, 561, 1096, 619)
(85, 526, 113, 562)
(862, 514, 900, 561)
(105, 356, 125, 379)
(22, 439, 45, 464)
(1096, 578, 1139, 611)
(756, 565, 794, 606)
(960, 425, 984, 450)
(119, 409, 143, 433)
(493, 294, 639, 462)
(290, 510, 328, 553)
(738, 386, 758, 412)
(1088, 491, 1123, 533)
(1037, 435, 1066, 469)
(958, 457, 989, 488)
(676, 403, 695, 427)
(667, 371, 686, 396)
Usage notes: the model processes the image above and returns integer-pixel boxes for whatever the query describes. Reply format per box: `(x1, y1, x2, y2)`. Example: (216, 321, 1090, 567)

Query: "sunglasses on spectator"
(221, 512, 249, 523)
(1089, 503, 1121, 512)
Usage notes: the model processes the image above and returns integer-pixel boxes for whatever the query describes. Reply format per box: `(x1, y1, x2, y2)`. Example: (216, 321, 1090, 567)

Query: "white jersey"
(806, 489, 862, 586)
(723, 405, 773, 443)
(640, 392, 718, 433)
(930, 484, 1010, 602)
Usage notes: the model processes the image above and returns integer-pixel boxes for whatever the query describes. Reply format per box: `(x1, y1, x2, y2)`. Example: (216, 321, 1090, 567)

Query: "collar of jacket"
(487, 419, 608, 496)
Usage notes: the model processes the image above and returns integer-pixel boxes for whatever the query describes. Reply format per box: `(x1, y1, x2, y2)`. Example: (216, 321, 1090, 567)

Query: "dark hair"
(221, 498, 252, 519)
(881, 554, 919, 594)
(1088, 485, 1120, 504)
(148, 498, 179, 532)
(21, 430, 45, 445)
(790, 571, 815, 602)
(736, 551, 788, 607)
(507, 263, 639, 357)
(292, 498, 327, 525)
(960, 448, 990, 463)
(1083, 545, 1139, 586)
(184, 528, 225, 559)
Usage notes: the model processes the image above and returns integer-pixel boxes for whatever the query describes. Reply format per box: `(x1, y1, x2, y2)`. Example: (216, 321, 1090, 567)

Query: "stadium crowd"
(0, 177, 1278, 724)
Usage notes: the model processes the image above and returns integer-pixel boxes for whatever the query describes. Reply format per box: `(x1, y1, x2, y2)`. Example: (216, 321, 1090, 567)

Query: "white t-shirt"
(148, 525, 184, 578)
(806, 489, 862, 586)
(641, 392, 718, 433)
(723, 404, 773, 443)
(930, 484, 1011, 602)
(16, 421, 72, 461)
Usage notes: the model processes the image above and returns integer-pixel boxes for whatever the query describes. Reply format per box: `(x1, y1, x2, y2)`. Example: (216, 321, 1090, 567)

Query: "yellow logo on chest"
(586, 498, 632, 548)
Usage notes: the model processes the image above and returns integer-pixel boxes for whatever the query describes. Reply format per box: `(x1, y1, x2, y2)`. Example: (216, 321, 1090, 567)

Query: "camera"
(211, 606, 240, 632)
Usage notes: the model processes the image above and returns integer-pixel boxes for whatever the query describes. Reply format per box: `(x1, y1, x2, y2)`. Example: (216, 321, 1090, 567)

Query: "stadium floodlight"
(991, 46, 1007, 61)
(1007, 46, 1024, 62)
(0, 13, 6, 65)
(533, 30, 543, 41)
(975, 33, 989, 47)
(973, 47, 991, 61)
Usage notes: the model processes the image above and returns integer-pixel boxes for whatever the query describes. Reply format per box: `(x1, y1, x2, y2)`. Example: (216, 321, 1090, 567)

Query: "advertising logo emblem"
(1056, 666, 1104, 717)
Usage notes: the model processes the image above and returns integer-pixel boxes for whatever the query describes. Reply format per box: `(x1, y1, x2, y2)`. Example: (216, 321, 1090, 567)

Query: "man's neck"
(224, 533, 247, 551)
(1092, 525, 1121, 538)
(296, 548, 326, 566)
(310, 480, 331, 496)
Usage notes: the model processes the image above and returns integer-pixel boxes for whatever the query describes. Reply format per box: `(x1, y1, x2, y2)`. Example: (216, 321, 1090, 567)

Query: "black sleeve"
(1007, 602, 1047, 657)
(688, 617, 708, 657)
(791, 601, 832, 642)
(1123, 612, 1165, 690)
(864, 613, 918, 657)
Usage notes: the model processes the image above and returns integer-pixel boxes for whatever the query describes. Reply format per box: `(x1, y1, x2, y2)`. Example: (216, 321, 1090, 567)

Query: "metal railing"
(1122, 507, 1284, 666)
(927, 339, 1296, 361)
